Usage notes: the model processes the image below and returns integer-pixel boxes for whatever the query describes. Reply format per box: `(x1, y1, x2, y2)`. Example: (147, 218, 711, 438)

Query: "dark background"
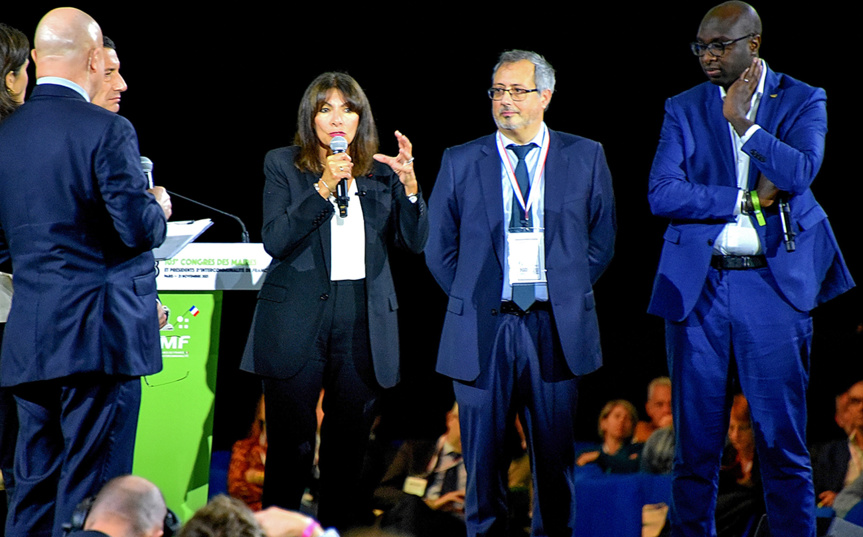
(3, 2, 860, 449)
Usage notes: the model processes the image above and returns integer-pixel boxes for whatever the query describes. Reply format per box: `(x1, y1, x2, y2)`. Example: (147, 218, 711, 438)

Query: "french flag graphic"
(189, 305, 200, 317)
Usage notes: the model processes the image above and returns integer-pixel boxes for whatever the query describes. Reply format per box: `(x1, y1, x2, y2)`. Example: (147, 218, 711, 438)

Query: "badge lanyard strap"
(496, 126, 550, 224)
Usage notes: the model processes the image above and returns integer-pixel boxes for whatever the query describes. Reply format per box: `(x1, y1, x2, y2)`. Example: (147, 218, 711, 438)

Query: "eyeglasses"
(690, 34, 756, 57)
(488, 87, 539, 101)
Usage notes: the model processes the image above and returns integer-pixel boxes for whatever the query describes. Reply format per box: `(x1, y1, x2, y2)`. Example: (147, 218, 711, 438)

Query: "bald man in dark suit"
(0, 8, 170, 536)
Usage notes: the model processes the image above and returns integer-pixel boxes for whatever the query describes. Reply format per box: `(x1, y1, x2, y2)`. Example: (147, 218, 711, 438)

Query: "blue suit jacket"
(426, 130, 616, 381)
(0, 84, 166, 386)
(647, 66, 854, 322)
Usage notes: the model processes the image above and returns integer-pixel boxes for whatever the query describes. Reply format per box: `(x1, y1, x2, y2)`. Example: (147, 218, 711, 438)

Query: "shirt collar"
(499, 122, 548, 149)
(36, 77, 91, 102)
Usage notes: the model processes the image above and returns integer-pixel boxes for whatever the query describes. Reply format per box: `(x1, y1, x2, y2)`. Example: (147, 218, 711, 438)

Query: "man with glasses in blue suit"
(647, 2, 854, 536)
(426, 49, 616, 537)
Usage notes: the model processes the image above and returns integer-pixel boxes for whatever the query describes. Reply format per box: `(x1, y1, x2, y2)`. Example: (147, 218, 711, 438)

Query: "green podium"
(133, 243, 270, 521)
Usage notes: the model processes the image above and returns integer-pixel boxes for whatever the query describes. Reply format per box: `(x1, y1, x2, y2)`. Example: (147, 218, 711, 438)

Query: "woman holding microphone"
(242, 72, 427, 531)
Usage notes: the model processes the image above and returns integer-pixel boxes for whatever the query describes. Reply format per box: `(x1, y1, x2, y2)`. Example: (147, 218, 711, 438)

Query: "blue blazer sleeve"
(426, 147, 460, 295)
(648, 96, 740, 222)
(96, 116, 167, 251)
(741, 86, 827, 195)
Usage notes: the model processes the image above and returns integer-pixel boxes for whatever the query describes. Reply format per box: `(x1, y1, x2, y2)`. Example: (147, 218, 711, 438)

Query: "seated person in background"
(374, 404, 466, 537)
(65, 475, 171, 537)
(577, 400, 643, 474)
(812, 381, 863, 508)
(178, 495, 338, 537)
(832, 472, 863, 519)
(640, 423, 675, 475)
(715, 394, 764, 537)
(229, 395, 267, 511)
(634, 377, 672, 443)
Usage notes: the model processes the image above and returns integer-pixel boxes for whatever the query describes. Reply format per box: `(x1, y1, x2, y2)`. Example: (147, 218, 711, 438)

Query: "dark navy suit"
(426, 130, 615, 536)
(0, 84, 166, 537)
(647, 66, 854, 537)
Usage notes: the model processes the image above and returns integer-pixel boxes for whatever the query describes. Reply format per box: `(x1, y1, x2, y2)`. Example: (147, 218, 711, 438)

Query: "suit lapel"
(749, 66, 781, 187)
(750, 66, 782, 246)
(479, 137, 506, 268)
(311, 171, 332, 278)
(543, 131, 565, 248)
(705, 87, 738, 187)
(753, 66, 781, 134)
(356, 174, 377, 271)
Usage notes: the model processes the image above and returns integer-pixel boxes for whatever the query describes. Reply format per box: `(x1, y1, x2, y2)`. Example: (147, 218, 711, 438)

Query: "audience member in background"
(374, 404, 465, 537)
(178, 496, 262, 537)
(835, 391, 854, 435)
(641, 423, 675, 475)
(832, 472, 863, 519)
(178, 495, 337, 537)
(634, 377, 673, 443)
(229, 395, 267, 511)
(577, 400, 643, 474)
(0, 21, 29, 532)
(66, 475, 169, 537)
(812, 381, 863, 508)
(715, 394, 764, 537)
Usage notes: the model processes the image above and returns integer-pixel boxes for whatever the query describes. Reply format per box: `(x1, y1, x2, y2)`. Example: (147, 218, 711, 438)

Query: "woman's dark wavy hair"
(293, 72, 379, 177)
(0, 23, 29, 122)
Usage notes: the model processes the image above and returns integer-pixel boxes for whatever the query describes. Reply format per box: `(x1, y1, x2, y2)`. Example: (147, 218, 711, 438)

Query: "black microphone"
(140, 156, 250, 243)
(330, 136, 349, 217)
(167, 190, 250, 243)
(778, 196, 796, 252)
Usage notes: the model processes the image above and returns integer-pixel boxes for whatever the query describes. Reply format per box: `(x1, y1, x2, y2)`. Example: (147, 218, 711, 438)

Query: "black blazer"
(241, 146, 428, 388)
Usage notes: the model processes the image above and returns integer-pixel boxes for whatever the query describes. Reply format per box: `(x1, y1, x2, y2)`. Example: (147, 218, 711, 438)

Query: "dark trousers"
(668, 267, 815, 537)
(263, 280, 380, 531)
(454, 308, 578, 537)
(5, 374, 141, 537)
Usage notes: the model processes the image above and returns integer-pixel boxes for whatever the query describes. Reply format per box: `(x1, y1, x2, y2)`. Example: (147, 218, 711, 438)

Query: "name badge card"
(507, 228, 546, 284)
(403, 476, 428, 497)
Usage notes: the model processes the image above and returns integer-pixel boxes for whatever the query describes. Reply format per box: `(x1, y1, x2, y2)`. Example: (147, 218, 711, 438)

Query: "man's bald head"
(695, 1, 762, 88)
(700, 1, 762, 38)
(32, 8, 104, 98)
(86, 475, 166, 537)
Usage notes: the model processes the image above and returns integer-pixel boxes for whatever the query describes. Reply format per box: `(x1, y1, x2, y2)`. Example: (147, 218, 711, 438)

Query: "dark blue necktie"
(508, 143, 536, 229)
(440, 452, 463, 495)
(507, 143, 537, 311)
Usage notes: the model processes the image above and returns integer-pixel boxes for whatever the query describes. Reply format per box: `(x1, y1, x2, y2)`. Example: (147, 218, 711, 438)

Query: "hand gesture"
(722, 57, 763, 136)
(374, 130, 418, 196)
(576, 451, 601, 466)
(427, 490, 466, 512)
(319, 153, 353, 199)
(148, 186, 172, 220)
(755, 173, 779, 208)
(818, 490, 837, 508)
(723, 57, 762, 135)
(254, 507, 322, 537)
(157, 300, 168, 329)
